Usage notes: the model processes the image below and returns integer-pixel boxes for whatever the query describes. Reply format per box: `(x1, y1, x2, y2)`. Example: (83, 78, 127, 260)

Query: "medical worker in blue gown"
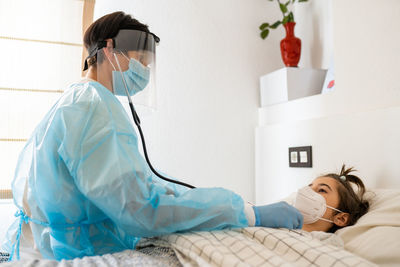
(2, 11, 303, 261)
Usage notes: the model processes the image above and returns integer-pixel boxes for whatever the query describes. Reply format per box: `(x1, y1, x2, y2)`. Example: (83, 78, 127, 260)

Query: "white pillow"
(336, 189, 400, 267)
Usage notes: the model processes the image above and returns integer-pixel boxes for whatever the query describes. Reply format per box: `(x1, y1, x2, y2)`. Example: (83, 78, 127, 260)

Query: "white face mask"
(294, 186, 344, 224)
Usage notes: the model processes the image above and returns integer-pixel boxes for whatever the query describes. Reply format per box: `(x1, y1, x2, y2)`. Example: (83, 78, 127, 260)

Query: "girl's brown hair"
(323, 164, 370, 232)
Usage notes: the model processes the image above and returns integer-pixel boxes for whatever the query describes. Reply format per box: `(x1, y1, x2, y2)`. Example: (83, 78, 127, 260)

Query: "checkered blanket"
(148, 227, 376, 267)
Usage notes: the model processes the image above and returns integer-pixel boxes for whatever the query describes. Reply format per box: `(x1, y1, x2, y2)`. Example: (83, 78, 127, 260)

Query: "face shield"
(84, 29, 159, 111)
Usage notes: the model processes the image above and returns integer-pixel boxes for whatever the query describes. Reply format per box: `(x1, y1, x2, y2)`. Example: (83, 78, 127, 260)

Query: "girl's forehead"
(312, 176, 339, 189)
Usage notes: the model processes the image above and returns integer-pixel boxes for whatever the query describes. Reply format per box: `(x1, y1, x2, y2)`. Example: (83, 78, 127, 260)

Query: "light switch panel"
(289, 146, 312, 167)
(290, 151, 298, 163)
(299, 151, 308, 163)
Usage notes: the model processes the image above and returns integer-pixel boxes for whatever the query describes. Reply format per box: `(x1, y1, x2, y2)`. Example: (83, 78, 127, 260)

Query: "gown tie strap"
(8, 209, 107, 261)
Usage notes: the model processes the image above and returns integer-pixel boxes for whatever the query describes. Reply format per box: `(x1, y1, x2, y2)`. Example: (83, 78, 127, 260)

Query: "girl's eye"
(318, 188, 327, 193)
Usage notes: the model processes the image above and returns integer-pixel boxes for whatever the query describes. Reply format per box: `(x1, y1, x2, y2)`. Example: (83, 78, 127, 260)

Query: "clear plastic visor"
(95, 29, 158, 111)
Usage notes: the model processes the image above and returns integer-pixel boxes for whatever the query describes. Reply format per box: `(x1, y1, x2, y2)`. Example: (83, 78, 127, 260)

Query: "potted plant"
(259, 0, 309, 67)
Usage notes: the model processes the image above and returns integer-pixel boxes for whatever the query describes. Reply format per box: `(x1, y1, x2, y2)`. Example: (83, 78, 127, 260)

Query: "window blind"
(0, 0, 95, 198)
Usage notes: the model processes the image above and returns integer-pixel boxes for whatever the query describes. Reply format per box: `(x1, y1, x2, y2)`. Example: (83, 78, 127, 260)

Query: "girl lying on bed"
(291, 164, 370, 233)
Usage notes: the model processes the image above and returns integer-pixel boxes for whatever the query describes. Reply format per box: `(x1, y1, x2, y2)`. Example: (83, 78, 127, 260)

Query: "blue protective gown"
(2, 80, 248, 260)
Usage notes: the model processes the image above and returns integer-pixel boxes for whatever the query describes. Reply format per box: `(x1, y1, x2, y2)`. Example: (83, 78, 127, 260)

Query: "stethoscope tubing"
(128, 101, 196, 189)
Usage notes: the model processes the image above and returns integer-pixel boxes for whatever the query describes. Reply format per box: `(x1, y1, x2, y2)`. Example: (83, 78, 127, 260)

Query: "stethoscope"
(114, 54, 196, 189)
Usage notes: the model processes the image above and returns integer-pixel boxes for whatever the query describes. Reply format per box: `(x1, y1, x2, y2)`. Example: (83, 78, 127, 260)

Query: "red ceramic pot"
(280, 22, 301, 67)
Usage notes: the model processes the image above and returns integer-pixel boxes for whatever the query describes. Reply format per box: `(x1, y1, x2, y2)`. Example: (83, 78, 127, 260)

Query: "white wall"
(93, 0, 290, 201)
(334, 0, 400, 113)
(256, 0, 400, 204)
(0, 200, 16, 245)
(295, 0, 333, 69)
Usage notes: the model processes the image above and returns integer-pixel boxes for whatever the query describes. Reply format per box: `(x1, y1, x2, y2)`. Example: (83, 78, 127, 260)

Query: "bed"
(0, 188, 399, 266)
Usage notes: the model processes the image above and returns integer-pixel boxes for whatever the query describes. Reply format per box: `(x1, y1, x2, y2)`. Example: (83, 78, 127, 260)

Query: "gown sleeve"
(58, 84, 248, 237)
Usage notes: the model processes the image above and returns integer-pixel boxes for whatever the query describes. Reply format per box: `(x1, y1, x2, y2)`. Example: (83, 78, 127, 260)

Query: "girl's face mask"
(294, 186, 344, 224)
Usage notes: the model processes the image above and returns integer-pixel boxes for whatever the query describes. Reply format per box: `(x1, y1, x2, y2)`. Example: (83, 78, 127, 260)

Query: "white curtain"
(0, 0, 95, 198)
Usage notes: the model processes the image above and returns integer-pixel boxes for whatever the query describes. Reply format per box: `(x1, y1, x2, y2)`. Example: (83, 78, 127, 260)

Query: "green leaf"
(259, 23, 270, 30)
(285, 1, 290, 6)
(288, 11, 294, 22)
(260, 29, 270, 39)
(282, 15, 290, 24)
(279, 3, 288, 14)
(270, 21, 282, 29)
(298, 0, 308, 2)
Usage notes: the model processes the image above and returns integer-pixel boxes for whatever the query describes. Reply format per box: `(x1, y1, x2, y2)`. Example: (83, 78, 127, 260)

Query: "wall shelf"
(259, 67, 327, 106)
(258, 67, 339, 126)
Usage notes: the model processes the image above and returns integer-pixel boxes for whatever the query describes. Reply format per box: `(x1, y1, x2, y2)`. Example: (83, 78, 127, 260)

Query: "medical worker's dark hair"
(322, 164, 370, 233)
(83, 11, 149, 68)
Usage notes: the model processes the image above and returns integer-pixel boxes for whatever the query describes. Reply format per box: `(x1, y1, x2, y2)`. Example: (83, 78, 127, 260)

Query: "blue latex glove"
(253, 201, 303, 229)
